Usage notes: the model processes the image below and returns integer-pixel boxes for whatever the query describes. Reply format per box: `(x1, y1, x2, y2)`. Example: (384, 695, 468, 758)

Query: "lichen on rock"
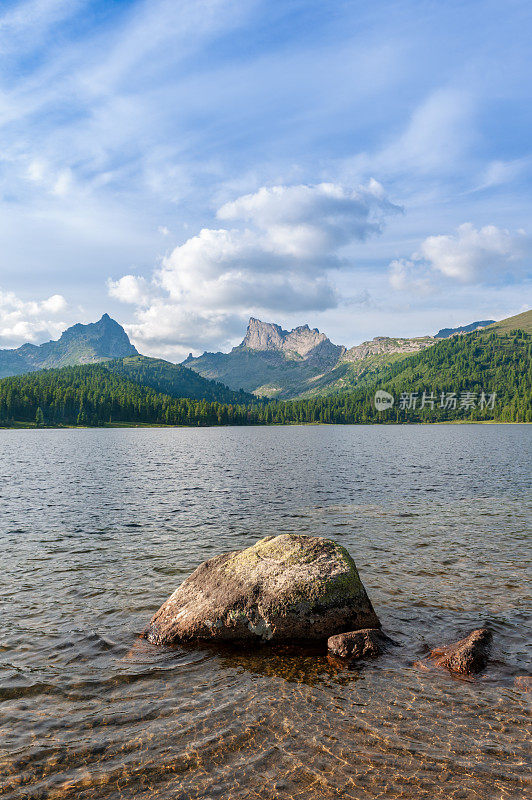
(144, 533, 379, 645)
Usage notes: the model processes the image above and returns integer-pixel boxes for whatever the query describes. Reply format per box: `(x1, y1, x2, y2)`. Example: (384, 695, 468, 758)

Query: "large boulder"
(144, 534, 380, 645)
(428, 628, 492, 675)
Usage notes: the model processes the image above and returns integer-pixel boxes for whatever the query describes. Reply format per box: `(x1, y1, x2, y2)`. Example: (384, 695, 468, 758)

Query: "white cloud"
(108, 274, 150, 305)
(217, 180, 399, 250)
(388, 259, 432, 294)
(475, 158, 532, 191)
(51, 168, 73, 197)
(389, 223, 528, 291)
(41, 293, 67, 313)
(0, 288, 68, 347)
(125, 302, 245, 357)
(345, 89, 474, 184)
(24, 158, 74, 197)
(419, 223, 527, 282)
(109, 181, 400, 357)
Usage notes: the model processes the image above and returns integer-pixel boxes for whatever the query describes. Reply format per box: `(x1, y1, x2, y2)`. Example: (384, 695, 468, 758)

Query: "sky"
(0, 0, 531, 358)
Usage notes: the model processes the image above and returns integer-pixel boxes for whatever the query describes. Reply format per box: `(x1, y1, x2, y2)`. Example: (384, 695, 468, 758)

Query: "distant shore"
(1, 420, 529, 430)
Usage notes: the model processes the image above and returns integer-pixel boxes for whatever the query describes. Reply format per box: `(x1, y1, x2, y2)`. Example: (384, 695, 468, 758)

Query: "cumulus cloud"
(0, 288, 67, 347)
(217, 180, 399, 251)
(420, 224, 527, 282)
(109, 180, 400, 357)
(107, 275, 150, 305)
(389, 223, 528, 291)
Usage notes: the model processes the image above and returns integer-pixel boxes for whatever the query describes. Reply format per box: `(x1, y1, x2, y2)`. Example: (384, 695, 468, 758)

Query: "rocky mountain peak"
(241, 317, 338, 359)
(242, 318, 289, 351)
(0, 314, 138, 379)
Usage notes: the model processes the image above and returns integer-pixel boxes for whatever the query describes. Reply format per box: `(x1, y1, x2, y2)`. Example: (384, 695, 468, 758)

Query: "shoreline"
(1, 420, 530, 430)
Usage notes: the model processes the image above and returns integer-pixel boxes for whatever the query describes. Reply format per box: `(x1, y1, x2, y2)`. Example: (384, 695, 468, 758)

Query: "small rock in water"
(327, 628, 385, 661)
(428, 628, 492, 675)
(144, 533, 380, 645)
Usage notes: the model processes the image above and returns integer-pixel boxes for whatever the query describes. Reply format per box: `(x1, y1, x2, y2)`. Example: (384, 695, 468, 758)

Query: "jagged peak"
(240, 317, 340, 359)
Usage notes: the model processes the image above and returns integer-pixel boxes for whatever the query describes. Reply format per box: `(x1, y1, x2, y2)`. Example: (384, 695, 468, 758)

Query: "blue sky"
(0, 0, 531, 357)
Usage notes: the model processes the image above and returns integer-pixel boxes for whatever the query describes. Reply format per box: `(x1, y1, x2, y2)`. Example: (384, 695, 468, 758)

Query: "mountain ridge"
(435, 320, 495, 338)
(2, 309, 529, 402)
(0, 314, 138, 378)
(1, 317, 530, 426)
(184, 312, 531, 399)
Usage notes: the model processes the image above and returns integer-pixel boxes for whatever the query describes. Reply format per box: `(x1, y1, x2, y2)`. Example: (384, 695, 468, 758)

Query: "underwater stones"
(428, 628, 492, 675)
(327, 628, 385, 661)
(144, 534, 380, 645)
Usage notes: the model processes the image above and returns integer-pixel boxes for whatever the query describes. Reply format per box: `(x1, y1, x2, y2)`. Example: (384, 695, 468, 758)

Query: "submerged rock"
(327, 628, 385, 661)
(144, 534, 380, 645)
(428, 628, 492, 675)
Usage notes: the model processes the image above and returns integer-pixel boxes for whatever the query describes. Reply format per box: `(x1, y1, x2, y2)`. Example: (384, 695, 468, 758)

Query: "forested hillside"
(0, 364, 257, 427)
(106, 355, 254, 404)
(0, 328, 530, 426)
(371, 329, 531, 421)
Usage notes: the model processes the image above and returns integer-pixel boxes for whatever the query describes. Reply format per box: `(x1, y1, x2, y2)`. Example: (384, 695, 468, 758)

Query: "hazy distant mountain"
(0, 314, 138, 379)
(434, 320, 495, 338)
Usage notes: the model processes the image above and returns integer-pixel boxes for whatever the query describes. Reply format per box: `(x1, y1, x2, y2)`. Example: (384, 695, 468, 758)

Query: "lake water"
(1, 424, 531, 800)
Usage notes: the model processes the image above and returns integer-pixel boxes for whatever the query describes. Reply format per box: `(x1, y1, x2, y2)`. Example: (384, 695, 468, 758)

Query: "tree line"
(0, 329, 530, 427)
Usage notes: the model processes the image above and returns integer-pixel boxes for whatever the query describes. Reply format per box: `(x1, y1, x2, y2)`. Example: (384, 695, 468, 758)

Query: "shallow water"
(0, 424, 531, 799)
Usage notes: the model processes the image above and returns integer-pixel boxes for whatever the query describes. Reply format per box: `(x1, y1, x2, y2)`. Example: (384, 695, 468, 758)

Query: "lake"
(1, 424, 530, 799)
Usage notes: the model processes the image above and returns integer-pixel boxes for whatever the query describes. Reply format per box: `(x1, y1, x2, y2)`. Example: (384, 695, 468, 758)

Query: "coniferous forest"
(0, 329, 530, 427)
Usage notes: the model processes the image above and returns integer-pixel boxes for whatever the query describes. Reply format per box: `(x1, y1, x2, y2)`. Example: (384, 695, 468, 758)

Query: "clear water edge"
(0, 424, 530, 799)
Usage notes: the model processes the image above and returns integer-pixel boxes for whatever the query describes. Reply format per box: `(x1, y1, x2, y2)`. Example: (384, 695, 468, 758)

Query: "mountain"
(435, 320, 495, 338)
(0, 314, 138, 378)
(185, 312, 530, 400)
(241, 317, 341, 358)
(302, 334, 436, 397)
(185, 318, 437, 399)
(184, 318, 344, 398)
(369, 313, 532, 421)
(2, 314, 529, 426)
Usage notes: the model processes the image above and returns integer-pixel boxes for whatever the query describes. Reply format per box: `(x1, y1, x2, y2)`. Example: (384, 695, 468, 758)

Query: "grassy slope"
(294, 352, 417, 398)
(480, 309, 532, 335)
